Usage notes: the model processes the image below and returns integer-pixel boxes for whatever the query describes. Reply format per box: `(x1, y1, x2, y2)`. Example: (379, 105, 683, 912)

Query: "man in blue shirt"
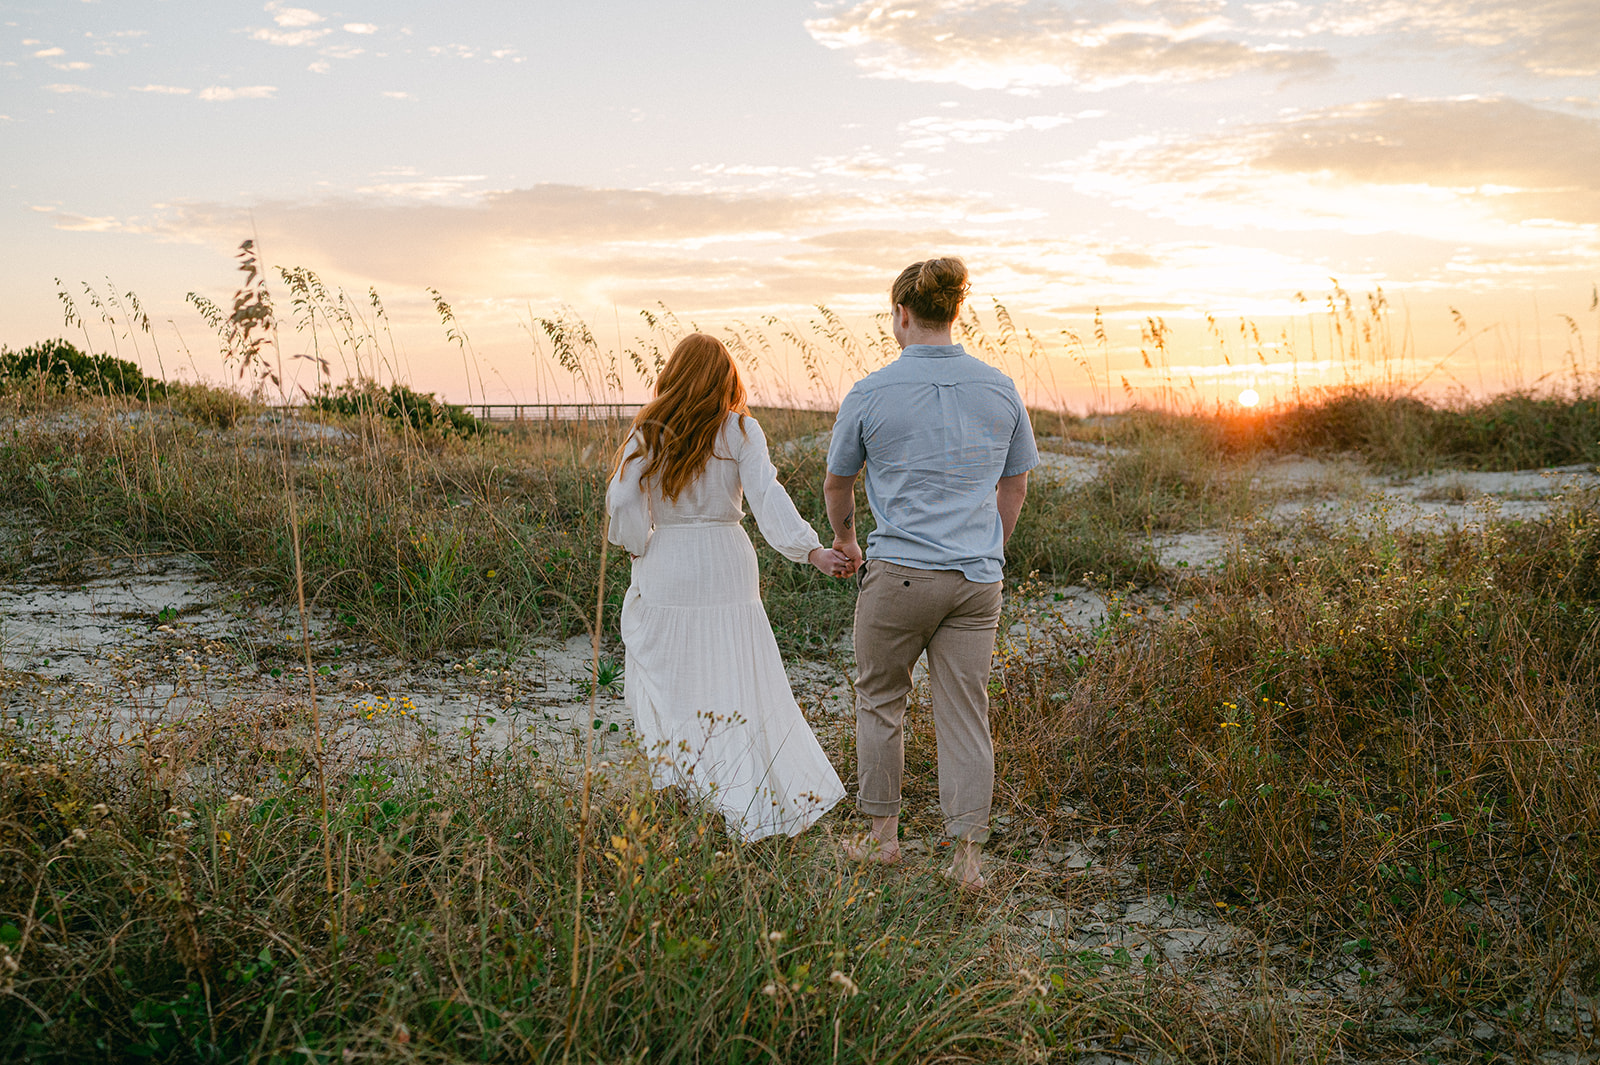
(825, 257, 1037, 889)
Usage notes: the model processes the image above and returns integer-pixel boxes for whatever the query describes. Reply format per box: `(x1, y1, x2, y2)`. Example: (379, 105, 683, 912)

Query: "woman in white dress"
(606, 334, 854, 842)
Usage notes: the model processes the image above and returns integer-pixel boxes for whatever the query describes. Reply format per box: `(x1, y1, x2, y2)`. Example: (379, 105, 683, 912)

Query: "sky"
(3, 0, 1598, 409)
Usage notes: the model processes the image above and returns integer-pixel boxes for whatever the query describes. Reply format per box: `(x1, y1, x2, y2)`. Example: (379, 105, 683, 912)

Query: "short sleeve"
(826, 386, 867, 477)
(1001, 389, 1039, 478)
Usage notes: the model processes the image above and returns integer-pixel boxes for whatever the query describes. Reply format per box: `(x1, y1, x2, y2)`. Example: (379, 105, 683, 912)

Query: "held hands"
(808, 546, 859, 578)
(833, 538, 863, 573)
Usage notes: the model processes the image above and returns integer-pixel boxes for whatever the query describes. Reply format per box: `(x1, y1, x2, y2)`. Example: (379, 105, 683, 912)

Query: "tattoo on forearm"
(842, 510, 854, 531)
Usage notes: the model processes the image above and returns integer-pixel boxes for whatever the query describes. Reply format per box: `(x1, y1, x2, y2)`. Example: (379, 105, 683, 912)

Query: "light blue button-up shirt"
(826, 344, 1038, 584)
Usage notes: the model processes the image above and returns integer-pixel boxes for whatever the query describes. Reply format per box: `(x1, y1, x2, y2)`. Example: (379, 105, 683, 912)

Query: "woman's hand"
(808, 547, 859, 578)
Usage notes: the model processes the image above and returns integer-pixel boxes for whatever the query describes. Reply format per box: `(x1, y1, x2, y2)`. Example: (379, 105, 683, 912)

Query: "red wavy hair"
(616, 333, 749, 503)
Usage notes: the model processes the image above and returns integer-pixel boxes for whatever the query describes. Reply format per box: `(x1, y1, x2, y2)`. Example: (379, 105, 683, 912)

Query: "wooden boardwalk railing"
(458, 403, 643, 423)
(274, 402, 645, 424)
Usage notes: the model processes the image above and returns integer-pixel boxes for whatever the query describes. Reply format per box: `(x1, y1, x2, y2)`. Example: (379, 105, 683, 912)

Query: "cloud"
(130, 84, 190, 94)
(36, 208, 151, 234)
(82, 29, 147, 57)
(902, 112, 1084, 150)
(151, 184, 873, 307)
(247, 3, 330, 46)
(1442, 245, 1600, 277)
(807, 0, 1600, 88)
(381, 90, 413, 100)
(799, 227, 1358, 321)
(1253, 98, 1599, 196)
(198, 85, 278, 101)
(41, 82, 110, 96)
(350, 174, 486, 200)
(818, 153, 937, 183)
(806, 0, 1334, 90)
(175, 183, 838, 238)
(55, 215, 128, 233)
(61, 177, 1460, 406)
(1106, 251, 1159, 268)
(32, 47, 64, 58)
(1048, 97, 1600, 246)
(132, 179, 1355, 331)
(265, 2, 323, 28)
(690, 152, 939, 187)
(695, 163, 821, 182)
(343, 23, 378, 34)
(1311, 0, 1600, 78)
(250, 26, 331, 46)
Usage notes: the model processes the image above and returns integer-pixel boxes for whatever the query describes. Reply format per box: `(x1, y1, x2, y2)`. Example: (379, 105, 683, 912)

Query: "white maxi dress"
(606, 412, 846, 841)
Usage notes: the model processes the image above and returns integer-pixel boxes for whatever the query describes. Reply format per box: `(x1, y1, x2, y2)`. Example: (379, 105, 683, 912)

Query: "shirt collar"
(898, 343, 967, 359)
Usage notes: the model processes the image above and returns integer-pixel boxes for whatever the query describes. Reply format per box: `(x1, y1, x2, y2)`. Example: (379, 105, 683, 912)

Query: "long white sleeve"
(737, 417, 823, 564)
(606, 436, 653, 557)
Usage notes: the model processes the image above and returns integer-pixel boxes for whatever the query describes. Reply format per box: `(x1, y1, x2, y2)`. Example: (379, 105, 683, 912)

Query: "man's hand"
(808, 547, 857, 578)
(824, 470, 863, 574)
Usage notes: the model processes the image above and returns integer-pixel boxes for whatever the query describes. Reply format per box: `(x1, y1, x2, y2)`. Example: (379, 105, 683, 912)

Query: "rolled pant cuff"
(857, 798, 901, 818)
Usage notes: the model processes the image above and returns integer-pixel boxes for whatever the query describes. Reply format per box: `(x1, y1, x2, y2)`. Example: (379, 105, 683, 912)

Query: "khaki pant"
(853, 561, 1003, 842)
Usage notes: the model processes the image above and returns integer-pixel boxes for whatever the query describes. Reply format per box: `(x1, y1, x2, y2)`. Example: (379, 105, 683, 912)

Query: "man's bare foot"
(941, 867, 986, 890)
(842, 835, 901, 864)
(842, 815, 900, 864)
(942, 840, 985, 890)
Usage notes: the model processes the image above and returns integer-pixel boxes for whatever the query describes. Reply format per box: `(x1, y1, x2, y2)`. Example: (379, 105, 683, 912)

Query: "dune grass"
(0, 396, 1151, 659)
(1044, 388, 1600, 475)
(0, 710, 1082, 1064)
(5, 363, 1600, 1059)
(985, 500, 1600, 1017)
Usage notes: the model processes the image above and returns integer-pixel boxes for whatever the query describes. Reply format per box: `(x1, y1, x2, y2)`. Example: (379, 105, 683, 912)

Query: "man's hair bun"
(891, 257, 969, 325)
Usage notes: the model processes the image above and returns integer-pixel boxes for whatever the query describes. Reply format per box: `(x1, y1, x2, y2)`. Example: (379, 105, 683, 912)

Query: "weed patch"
(986, 495, 1600, 1035)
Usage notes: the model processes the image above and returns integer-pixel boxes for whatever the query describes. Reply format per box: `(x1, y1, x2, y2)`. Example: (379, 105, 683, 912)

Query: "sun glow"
(1238, 388, 1260, 408)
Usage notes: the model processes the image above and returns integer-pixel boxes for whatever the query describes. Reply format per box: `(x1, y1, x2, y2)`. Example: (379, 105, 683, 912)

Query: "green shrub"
(309, 380, 479, 436)
(1261, 388, 1600, 471)
(0, 338, 164, 399)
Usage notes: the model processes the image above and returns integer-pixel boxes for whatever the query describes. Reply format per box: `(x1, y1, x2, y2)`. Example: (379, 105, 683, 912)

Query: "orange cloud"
(807, 0, 1334, 90)
(1314, 0, 1600, 77)
(1050, 97, 1600, 250)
